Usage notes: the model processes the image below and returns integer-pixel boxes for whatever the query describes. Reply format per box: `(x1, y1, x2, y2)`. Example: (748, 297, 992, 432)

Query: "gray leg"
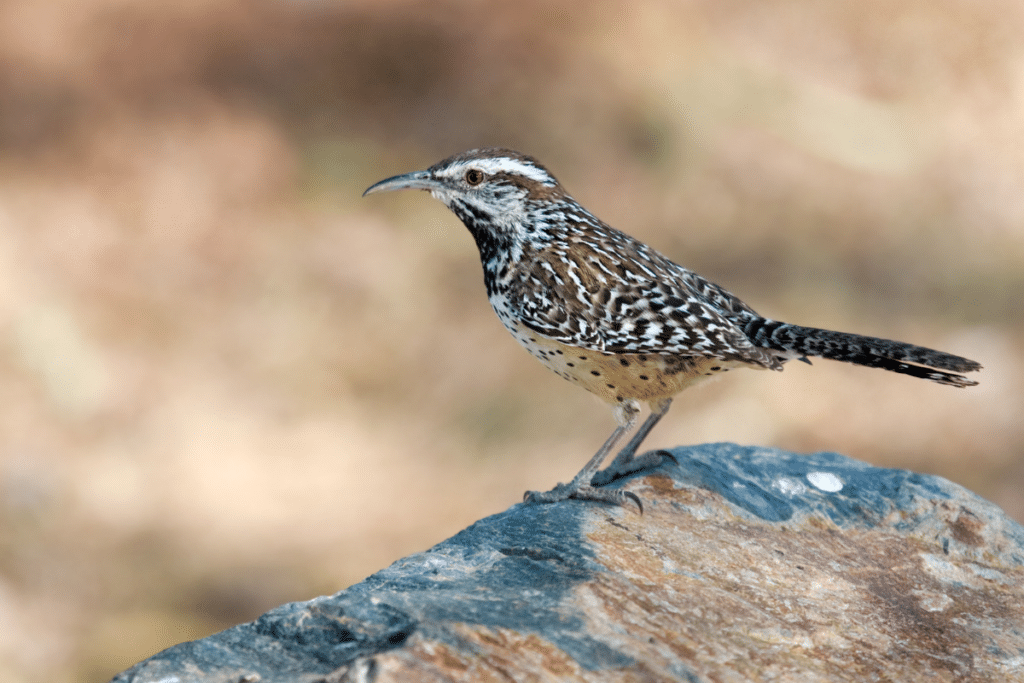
(590, 398, 673, 487)
(523, 402, 644, 511)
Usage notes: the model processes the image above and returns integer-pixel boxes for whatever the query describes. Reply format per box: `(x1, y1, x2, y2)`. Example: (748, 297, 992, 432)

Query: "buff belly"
(500, 319, 745, 406)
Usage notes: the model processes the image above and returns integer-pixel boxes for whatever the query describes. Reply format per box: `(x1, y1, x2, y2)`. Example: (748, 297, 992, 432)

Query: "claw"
(652, 449, 678, 468)
(622, 490, 644, 515)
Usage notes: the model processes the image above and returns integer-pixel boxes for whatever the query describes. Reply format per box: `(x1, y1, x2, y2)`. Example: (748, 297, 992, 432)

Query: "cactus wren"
(364, 148, 981, 510)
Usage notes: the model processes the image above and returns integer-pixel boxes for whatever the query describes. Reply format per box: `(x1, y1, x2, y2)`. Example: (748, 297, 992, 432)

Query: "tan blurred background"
(0, 1, 1022, 680)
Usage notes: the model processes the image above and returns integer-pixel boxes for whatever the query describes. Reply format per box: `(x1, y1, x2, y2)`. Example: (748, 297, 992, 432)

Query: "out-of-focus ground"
(0, 1, 1021, 681)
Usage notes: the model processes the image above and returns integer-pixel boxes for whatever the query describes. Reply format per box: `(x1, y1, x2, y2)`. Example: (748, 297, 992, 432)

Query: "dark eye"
(464, 169, 484, 185)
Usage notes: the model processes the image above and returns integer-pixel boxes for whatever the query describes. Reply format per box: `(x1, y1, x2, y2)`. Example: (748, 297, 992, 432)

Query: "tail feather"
(742, 319, 981, 388)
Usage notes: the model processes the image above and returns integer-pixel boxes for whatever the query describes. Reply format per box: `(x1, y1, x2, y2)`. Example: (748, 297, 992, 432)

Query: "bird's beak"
(362, 170, 440, 197)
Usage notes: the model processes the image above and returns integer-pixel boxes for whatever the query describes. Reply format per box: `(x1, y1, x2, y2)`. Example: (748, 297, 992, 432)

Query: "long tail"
(741, 318, 982, 388)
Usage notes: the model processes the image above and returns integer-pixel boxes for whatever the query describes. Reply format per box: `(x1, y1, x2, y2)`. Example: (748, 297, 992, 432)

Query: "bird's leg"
(523, 400, 643, 510)
(590, 398, 673, 487)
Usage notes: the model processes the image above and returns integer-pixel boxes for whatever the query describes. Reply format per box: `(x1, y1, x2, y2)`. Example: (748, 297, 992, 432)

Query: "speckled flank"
(500, 316, 741, 405)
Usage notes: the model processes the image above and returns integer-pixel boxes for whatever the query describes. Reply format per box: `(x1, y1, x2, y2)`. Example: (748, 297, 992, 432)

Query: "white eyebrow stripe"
(460, 157, 555, 185)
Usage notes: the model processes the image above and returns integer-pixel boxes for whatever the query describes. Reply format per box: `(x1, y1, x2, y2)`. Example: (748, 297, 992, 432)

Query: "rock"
(111, 443, 1024, 682)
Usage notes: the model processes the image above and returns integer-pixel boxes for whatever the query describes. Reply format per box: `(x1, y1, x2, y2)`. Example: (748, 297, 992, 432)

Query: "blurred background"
(0, 0, 1021, 680)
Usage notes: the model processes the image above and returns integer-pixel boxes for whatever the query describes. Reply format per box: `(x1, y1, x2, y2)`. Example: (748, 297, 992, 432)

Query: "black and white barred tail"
(743, 319, 981, 388)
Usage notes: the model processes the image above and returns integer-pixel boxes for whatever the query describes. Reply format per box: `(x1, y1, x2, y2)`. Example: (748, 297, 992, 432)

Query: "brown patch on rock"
(578, 479, 1024, 682)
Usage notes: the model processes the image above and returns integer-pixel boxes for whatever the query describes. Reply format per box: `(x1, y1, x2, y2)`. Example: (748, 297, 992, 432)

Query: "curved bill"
(363, 170, 440, 197)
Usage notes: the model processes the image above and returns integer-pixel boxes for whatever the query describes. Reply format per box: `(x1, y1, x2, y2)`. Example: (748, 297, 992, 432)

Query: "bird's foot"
(590, 449, 677, 488)
(523, 482, 643, 513)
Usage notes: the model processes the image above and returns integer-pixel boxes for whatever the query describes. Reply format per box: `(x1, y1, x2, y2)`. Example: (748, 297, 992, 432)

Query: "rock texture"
(112, 443, 1024, 682)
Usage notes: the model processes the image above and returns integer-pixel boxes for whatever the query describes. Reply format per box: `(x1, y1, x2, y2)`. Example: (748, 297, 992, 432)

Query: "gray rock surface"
(112, 443, 1024, 682)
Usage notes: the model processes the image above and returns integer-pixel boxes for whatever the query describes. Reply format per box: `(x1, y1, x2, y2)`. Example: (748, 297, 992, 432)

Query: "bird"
(363, 148, 981, 511)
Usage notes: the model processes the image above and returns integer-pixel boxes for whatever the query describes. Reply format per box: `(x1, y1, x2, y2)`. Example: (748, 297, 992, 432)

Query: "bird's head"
(364, 148, 574, 260)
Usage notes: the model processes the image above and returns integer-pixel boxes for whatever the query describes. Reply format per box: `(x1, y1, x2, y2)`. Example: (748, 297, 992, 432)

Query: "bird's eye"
(464, 169, 484, 186)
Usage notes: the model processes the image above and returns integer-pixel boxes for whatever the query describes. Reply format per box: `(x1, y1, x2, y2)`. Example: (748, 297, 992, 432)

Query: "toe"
(523, 483, 643, 512)
(591, 450, 673, 487)
(569, 485, 644, 514)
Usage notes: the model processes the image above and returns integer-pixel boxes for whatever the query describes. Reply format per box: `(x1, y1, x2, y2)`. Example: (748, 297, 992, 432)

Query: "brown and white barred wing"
(504, 235, 783, 371)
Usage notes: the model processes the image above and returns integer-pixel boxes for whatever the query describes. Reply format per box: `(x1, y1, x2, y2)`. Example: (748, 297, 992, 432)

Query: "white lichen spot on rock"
(806, 472, 843, 492)
(772, 477, 808, 496)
